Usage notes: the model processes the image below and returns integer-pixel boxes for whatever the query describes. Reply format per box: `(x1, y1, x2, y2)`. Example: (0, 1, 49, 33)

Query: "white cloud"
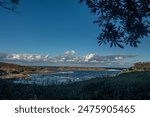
(83, 53, 95, 62)
(6, 54, 50, 62)
(90, 60, 99, 63)
(115, 56, 123, 60)
(64, 50, 76, 56)
(0, 50, 136, 67)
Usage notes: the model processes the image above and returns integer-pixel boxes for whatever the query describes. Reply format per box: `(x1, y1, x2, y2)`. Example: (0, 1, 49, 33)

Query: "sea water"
(13, 70, 120, 85)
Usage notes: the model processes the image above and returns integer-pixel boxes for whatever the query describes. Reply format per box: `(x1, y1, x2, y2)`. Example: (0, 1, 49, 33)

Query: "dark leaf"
(11, 0, 20, 4)
(80, 0, 150, 48)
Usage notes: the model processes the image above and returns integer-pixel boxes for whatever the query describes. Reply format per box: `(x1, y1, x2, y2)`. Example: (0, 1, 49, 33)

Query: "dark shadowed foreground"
(0, 71, 150, 100)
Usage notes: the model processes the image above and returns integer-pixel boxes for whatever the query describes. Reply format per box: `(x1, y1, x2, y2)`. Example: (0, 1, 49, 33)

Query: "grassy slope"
(0, 71, 150, 100)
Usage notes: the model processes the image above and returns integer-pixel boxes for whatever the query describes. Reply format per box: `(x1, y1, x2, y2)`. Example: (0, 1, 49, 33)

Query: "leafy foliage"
(79, 0, 150, 48)
(0, 0, 20, 11)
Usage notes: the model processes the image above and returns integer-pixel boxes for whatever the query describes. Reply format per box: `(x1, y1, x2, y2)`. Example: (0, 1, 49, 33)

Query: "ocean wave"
(13, 71, 119, 86)
(53, 76, 71, 79)
(57, 71, 74, 74)
(107, 69, 121, 71)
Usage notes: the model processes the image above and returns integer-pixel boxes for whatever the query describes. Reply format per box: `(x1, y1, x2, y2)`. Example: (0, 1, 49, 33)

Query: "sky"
(0, 0, 149, 67)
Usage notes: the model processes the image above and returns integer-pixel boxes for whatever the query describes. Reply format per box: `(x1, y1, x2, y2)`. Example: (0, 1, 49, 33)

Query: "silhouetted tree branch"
(79, 0, 150, 48)
(0, 0, 20, 12)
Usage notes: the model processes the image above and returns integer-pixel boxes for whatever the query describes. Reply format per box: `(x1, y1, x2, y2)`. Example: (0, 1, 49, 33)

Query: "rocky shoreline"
(0, 62, 56, 79)
(0, 62, 106, 79)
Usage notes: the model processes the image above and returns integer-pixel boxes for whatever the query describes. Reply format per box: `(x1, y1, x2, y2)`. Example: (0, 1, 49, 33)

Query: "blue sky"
(0, 0, 149, 67)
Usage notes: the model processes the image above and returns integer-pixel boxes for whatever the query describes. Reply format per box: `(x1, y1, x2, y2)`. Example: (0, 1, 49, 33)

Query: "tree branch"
(0, 1, 19, 13)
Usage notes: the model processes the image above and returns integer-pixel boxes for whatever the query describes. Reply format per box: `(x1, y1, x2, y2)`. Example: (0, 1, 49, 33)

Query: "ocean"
(13, 70, 120, 86)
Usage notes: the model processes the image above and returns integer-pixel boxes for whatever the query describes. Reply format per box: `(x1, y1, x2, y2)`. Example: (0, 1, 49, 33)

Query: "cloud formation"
(0, 50, 136, 67)
(64, 50, 76, 56)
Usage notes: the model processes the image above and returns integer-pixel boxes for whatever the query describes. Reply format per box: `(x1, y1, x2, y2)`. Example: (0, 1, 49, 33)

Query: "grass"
(0, 71, 150, 100)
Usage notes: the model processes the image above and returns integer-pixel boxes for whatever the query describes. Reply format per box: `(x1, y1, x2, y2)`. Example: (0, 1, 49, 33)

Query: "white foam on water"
(56, 71, 74, 74)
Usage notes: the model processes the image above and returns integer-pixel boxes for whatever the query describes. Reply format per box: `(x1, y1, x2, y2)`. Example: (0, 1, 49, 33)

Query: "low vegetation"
(0, 71, 150, 100)
(122, 62, 150, 73)
(132, 62, 150, 71)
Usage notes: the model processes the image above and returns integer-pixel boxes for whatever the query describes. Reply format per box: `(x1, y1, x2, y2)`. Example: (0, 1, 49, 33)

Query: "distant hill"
(0, 62, 29, 78)
(0, 62, 55, 78)
(130, 62, 150, 71)
(122, 62, 150, 73)
(56, 66, 106, 71)
(0, 62, 35, 72)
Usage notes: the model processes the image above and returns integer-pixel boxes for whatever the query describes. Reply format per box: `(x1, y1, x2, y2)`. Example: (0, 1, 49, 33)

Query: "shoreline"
(0, 62, 108, 79)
